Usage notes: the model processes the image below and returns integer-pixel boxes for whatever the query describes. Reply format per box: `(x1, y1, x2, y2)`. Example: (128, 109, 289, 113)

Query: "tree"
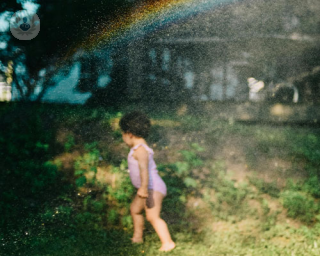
(0, 1, 21, 14)
(86, 58, 130, 108)
(0, 0, 137, 101)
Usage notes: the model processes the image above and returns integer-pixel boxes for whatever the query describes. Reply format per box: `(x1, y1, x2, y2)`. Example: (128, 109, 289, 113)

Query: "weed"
(303, 176, 320, 198)
(202, 160, 251, 220)
(2, 104, 320, 256)
(64, 134, 75, 152)
(249, 176, 280, 198)
(281, 190, 319, 223)
(74, 142, 100, 187)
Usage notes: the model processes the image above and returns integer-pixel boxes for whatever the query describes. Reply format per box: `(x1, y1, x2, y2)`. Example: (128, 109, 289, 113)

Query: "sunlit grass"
(1, 103, 320, 255)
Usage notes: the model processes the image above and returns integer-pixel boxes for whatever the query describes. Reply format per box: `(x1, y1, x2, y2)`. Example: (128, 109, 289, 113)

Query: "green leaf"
(92, 201, 105, 212)
(74, 170, 85, 176)
(180, 150, 197, 162)
(191, 143, 205, 152)
(120, 160, 128, 171)
(76, 176, 87, 187)
(36, 141, 49, 151)
(108, 209, 119, 224)
(175, 161, 190, 176)
(183, 177, 197, 188)
(64, 135, 75, 152)
(191, 158, 203, 167)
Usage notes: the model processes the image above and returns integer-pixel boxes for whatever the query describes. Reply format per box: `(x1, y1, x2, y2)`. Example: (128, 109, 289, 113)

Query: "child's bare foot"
(159, 242, 176, 252)
(131, 237, 143, 243)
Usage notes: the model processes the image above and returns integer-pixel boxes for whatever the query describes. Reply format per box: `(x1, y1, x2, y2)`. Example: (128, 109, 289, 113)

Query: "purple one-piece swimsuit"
(127, 143, 167, 196)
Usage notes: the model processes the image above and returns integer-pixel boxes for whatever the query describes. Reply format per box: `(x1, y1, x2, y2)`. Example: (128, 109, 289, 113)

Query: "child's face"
(122, 132, 134, 147)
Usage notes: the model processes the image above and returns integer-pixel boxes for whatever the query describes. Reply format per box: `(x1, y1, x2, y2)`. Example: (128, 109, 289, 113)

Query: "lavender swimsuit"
(128, 144, 167, 196)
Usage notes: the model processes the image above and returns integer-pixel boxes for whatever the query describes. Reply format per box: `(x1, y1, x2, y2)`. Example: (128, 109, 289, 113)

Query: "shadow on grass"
(0, 103, 192, 255)
(2, 228, 142, 256)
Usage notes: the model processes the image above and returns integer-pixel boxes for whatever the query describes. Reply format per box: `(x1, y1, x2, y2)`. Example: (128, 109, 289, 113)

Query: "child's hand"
(137, 187, 148, 198)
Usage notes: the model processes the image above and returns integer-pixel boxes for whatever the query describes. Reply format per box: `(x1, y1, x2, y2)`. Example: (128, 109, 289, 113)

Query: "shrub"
(74, 142, 100, 187)
(249, 177, 280, 198)
(303, 176, 320, 198)
(281, 190, 319, 223)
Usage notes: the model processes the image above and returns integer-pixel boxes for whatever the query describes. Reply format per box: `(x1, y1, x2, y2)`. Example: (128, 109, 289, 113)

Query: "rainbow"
(64, 0, 237, 59)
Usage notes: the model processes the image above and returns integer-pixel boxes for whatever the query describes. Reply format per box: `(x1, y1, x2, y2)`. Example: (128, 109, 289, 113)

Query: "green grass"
(5, 225, 320, 256)
(1, 103, 320, 255)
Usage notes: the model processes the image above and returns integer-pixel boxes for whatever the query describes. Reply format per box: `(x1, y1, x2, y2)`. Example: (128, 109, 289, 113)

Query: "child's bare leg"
(145, 191, 175, 251)
(130, 194, 145, 243)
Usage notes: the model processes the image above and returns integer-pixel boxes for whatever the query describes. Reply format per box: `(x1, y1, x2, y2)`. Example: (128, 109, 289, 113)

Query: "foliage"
(74, 142, 100, 187)
(106, 162, 135, 229)
(281, 191, 319, 223)
(1, 104, 320, 255)
(292, 132, 320, 177)
(0, 104, 67, 231)
(64, 134, 75, 152)
(173, 144, 206, 189)
(254, 128, 289, 155)
(303, 176, 320, 198)
(85, 62, 131, 108)
(214, 177, 249, 208)
(203, 163, 251, 221)
(249, 176, 280, 198)
(0, 0, 138, 100)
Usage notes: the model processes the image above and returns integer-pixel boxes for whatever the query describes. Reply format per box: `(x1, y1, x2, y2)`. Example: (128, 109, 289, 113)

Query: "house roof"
(143, 0, 320, 45)
(154, 34, 320, 44)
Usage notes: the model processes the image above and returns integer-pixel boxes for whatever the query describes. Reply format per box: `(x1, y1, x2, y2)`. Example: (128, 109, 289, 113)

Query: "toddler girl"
(119, 111, 175, 252)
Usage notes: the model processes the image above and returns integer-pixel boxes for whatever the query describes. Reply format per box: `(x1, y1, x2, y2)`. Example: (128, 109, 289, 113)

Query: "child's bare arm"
(134, 146, 149, 198)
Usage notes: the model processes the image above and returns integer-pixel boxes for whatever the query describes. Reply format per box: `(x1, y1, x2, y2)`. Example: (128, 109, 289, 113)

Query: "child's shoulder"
(132, 144, 149, 160)
(134, 144, 149, 152)
(132, 144, 154, 158)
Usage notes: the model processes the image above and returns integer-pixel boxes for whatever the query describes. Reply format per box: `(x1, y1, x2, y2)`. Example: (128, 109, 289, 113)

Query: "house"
(40, 0, 319, 104)
(123, 0, 319, 103)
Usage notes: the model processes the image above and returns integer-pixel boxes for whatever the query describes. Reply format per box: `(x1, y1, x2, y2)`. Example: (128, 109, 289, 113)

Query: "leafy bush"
(172, 143, 205, 189)
(201, 160, 251, 221)
(156, 144, 206, 228)
(64, 134, 75, 152)
(254, 128, 289, 156)
(281, 190, 319, 223)
(302, 176, 320, 198)
(249, 177, 280, 198)
(106, 162, 135, 228)
(158, 164, 191, 229)
(292, 133, 320, 177)
(215, 178, 249, 207)
(294, 134, 320, 161)
(74, 142, 100, 187)
(0, 104, 67, 231)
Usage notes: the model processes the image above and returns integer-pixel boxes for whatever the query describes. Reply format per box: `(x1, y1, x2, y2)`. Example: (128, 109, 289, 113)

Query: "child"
(119, 111, 176, 252)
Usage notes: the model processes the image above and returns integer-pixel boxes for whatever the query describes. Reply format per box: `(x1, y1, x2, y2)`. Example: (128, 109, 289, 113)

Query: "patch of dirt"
(186, 196, 214, 231)
(236, 219, 261, 235)
(248, 199, 263, 216)
(212, 221, 232, 232)
(153, 129, 199, 163)
(211, 219, 261, 236)
(212, 135, 251, 185)
(211, 133, 307, 188)
(270, 236, 292, 247)
(53, 114, 308, 245)
(172, 130, 306, 238)
(54, 151, 81, 180)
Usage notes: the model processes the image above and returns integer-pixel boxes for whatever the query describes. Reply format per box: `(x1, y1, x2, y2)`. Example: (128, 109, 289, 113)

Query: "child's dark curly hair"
(119, 111, 151, 139)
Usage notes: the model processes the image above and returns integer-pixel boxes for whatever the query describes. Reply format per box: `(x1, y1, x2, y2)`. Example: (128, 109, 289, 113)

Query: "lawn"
(1, 102, 320, 256)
